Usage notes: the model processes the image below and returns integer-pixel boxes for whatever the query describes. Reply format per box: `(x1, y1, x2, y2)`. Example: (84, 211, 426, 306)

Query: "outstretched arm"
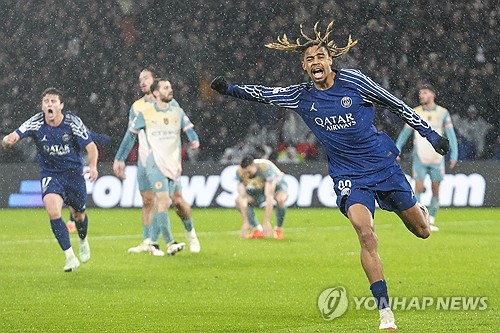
(339, 69, 450, 155)
(2, 132, 21, 149)
(211, 76, 305, 109)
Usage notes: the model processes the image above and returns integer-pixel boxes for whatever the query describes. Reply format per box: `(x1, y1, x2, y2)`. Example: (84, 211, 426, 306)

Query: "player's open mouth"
(48, 109, 53, 114)
(312, 68, 323, 79)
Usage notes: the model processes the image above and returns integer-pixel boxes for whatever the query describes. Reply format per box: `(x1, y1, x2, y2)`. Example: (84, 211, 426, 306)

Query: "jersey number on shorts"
(337, 179, 352, 196)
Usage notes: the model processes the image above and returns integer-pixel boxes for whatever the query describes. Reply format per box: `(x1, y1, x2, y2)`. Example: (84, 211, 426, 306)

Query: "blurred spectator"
(482, 128, 498, 159)
(276, 146, 304, 164)
(219, 148, 239, 165)
(280, 111, 310, 146)
(494, 135, 500, 160)
(455, 105, 493, 159)
(456, 133, 476, 161)
(294, 132, 319, 161)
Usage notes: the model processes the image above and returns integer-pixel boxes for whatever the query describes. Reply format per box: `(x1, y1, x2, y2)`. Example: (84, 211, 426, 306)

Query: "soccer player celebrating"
(236, 155, 288, 239)
(2, 88, 98, 272)
(396, 84, 458, 231)
(114, 78, 200, 256)
(210, 21, 450, 330)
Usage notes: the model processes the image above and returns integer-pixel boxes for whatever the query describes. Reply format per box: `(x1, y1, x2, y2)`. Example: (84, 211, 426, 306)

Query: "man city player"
(2, 87, 98, 272)
(210, 21, 450, 330)
(236, 155, 288, 239)
(113, 68, 201, 255)
(396, 84, 458, 232)
(114, 78, 199, 256)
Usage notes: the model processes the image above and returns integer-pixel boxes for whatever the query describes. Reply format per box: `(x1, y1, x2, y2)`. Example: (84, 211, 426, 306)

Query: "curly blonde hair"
(265, 21, 358, 58)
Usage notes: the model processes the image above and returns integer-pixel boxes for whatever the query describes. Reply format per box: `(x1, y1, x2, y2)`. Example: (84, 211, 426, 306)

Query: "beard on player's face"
(160, 96, 173, 103)
(420, 96, 432, 106)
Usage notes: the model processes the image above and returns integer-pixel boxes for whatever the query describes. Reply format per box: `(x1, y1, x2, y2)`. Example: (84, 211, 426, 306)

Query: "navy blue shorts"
(40, 170, 87, 212)
(334, 164, 416, 217)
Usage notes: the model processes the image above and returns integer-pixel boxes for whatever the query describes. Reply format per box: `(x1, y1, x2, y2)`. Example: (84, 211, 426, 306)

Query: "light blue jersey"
(116, 97, 183, 191)
(116, 100, 199, 180)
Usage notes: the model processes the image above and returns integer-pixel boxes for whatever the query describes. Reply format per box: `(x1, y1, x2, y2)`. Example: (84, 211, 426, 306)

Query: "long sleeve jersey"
(223, 68, 439, 181)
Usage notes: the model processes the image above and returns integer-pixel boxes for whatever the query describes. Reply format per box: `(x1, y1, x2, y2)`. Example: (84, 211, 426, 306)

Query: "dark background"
(0, 0, 498, 162)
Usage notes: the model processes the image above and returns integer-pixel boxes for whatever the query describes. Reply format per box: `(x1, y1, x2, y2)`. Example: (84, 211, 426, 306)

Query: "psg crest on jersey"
(341, 96, 352, 108)
(62, 133, 71, 142)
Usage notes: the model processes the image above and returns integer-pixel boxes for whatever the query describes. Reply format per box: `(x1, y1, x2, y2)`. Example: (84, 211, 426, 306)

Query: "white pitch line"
(0, 219, 496, 245)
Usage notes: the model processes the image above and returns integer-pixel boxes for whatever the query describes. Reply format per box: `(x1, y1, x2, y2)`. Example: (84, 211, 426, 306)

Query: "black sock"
(75, 215, 88, 240)
(370, 279, 390, 310)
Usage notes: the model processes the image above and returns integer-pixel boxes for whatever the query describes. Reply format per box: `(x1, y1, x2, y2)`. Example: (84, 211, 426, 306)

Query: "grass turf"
(0, 207, 498, 332)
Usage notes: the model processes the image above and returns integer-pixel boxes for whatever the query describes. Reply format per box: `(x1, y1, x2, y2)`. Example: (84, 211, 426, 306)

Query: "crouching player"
(236, 155, 288, 239)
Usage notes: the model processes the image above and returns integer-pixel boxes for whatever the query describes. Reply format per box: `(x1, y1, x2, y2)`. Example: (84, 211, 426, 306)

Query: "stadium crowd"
(1, 0, 498, 163)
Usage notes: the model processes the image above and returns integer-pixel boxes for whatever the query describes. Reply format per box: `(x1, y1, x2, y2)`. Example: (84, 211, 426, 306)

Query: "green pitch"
(0, 207, 498, 332)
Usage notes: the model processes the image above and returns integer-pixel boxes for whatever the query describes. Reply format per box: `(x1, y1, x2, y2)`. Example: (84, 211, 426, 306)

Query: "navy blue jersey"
(226, 68, 436, 180)
(15, 112, 93, 174)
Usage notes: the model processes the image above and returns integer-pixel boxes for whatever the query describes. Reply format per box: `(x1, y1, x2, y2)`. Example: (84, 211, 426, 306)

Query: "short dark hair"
(419, 83, 436, 95)
(150, 78, 168, 93)
(41, 87, 64, 103)
(141, 66, 157, 78)
(240, 155, 254, 168)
